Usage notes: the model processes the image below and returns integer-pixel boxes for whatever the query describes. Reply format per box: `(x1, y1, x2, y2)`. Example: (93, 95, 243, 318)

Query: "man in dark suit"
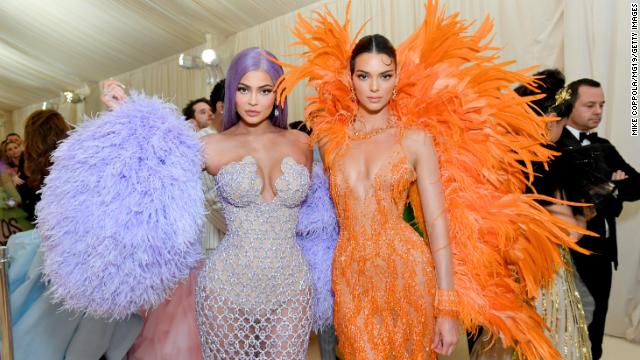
(555, 78, 640, 359)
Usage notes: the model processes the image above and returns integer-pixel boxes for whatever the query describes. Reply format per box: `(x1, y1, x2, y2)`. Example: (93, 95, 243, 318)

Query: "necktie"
(579, 131, 597, 143)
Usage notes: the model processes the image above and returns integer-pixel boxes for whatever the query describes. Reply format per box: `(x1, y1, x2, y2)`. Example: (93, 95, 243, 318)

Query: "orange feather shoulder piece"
(275, 2, 362, 167)
(276, 1, 588, 358)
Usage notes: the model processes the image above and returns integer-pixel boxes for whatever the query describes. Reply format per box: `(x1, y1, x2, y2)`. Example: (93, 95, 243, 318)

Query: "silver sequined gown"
(196, 156, 313, 359)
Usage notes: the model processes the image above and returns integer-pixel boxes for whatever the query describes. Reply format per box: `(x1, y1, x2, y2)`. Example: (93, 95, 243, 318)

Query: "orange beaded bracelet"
(435, 289, 459, 318)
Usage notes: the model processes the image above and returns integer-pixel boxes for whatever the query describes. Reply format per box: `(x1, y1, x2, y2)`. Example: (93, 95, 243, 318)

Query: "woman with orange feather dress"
(276, 1, 587, 359)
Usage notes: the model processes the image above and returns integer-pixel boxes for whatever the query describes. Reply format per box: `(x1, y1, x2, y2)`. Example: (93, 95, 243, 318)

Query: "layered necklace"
(348, 114, 396, 140)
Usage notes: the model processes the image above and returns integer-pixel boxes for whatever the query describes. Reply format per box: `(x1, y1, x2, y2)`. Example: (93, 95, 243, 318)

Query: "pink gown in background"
(128, 270, 202, 360)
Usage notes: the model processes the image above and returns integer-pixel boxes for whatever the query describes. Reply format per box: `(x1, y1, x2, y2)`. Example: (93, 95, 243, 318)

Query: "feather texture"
(37, 92, 204, 319)
(276, 1, 590, 358)
(296, 163, 339, 331)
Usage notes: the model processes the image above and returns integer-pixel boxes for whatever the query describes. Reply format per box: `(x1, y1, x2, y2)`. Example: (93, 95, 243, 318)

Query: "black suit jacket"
(556, 128, 640, 266)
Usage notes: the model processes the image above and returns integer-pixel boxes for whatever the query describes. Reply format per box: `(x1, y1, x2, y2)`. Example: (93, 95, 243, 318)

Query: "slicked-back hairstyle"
(223, 47, 287, 130)
(350, 34, 397, 74)
(209, 79, 225, 113)
(514, 69, 565, 115)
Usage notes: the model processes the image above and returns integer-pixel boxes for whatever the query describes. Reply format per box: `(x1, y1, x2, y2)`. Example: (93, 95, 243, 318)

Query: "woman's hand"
(432, 316, 459, 356)
(11, 174, 24, 186)
(101, 80, 127, 110)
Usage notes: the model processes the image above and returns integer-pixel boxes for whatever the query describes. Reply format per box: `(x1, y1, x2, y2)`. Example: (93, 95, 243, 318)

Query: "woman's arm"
(404, 129, 459, 356)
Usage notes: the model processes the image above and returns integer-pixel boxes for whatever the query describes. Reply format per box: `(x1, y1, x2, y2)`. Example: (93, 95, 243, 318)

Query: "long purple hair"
(223, 47, 288, 130)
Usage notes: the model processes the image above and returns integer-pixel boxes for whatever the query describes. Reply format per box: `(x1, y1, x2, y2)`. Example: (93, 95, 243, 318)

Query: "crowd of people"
(1, 2, 639, 360)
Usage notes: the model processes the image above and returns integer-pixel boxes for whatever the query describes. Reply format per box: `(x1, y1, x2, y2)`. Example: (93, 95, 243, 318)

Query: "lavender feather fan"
(296, 163, 339, 330)
(36, 92, 204, 319)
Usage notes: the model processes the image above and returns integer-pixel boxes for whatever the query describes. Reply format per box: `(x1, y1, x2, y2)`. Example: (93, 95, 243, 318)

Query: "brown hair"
(23, 110, 69, 189)
(2, 140, 21, 167)
(350, 34, 397, 74)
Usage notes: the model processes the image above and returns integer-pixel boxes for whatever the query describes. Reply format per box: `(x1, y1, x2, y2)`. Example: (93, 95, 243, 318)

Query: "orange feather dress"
(276, 1, 587, 358)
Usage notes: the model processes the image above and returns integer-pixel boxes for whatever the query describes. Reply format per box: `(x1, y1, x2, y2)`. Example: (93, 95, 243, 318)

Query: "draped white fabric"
(6, 0, 639, 341)
(0, 0, 319, 112)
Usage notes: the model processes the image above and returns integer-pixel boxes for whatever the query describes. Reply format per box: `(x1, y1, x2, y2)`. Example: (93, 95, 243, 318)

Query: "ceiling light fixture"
(60, 83, 91, 104)
(201, 49, 218, 65)
(178, 34, 222, 85)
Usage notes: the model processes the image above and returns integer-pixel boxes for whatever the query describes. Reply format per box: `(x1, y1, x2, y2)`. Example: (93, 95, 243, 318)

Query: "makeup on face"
(352, 53, 397, 113)
(235, 70, 276, 125)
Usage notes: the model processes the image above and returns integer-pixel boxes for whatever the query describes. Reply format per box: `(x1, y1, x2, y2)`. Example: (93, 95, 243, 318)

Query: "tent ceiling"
(0, 0, 319, 111)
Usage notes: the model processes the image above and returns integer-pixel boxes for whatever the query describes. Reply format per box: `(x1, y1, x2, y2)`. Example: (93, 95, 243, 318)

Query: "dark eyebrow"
(354, 70, 394, 75)
(238, 82, 273, 89)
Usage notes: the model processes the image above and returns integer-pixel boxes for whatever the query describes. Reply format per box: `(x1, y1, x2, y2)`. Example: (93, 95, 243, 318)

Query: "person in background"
(3, 140, 24, 187)
(0, 140, 27, 244)
(5, 133, 23, 147)
(472, 69, 594, 360)
(183, 98, 214, 132)
(16, 110, 68, 224)
(209, 79, 225, 133)
(556, 78, 640, 359)
(0, 108, 142, 359)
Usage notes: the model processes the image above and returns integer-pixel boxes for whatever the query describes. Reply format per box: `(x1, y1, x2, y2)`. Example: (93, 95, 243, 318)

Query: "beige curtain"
(7, 0, 566, 133)
(0, 111, 9, 137)
(221, 0, 565, 123)
(109, 43, 214, 116)
(8, 89, 100, 134)
(7, 41, 218, 136)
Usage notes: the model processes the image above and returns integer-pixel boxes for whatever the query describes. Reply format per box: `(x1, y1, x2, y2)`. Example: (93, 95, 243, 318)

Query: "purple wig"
(223, 47, 288, 130)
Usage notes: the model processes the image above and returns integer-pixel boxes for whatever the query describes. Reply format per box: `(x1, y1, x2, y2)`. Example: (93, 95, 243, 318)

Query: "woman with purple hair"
(34, 46, 336, 358)
(196, 47, 315, 359)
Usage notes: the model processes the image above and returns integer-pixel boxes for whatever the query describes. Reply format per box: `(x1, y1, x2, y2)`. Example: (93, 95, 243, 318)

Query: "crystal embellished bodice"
(196, 155, 313, 359)
(198, 156, 312, 307)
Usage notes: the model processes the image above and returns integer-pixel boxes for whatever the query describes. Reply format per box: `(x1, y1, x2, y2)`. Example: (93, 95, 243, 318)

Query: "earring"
(350, 87, 356, 102)
(392, 87, 397, 100)
(274, 107, 280, 117)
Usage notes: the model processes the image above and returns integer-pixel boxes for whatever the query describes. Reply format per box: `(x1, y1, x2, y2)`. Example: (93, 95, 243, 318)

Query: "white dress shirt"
(565, 125, 592, 146)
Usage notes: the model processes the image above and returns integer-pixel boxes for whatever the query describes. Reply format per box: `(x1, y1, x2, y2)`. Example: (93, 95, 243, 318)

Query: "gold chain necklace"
(348, 115, 395, 140)
(349, 125, 392, 140)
